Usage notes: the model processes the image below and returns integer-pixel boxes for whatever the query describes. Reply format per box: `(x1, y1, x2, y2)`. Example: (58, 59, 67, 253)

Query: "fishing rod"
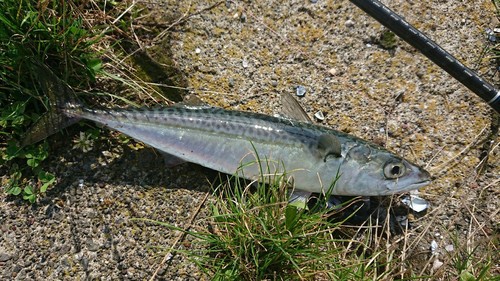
(350, 0, 500, 114)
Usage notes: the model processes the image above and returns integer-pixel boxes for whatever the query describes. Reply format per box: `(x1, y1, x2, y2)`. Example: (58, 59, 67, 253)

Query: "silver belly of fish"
(66, 106, 431, 196)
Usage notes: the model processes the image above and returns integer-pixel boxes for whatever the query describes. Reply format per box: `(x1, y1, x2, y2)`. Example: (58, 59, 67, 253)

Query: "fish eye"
(383, 161, 406, 179)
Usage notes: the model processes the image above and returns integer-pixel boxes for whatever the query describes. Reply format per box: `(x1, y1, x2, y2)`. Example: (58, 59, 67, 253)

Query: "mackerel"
(63, 105, 429, 196)
(24, 67, 431, 196)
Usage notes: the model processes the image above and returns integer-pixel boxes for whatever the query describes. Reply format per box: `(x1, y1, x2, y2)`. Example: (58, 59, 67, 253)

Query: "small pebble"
(430, 240, 438, 254)
(432, 258, 444, 270)
(242, 59, 249, 68)
(328, 68, 337, 76)
(296, 85, 306, 97)
(345, 19, 355, 28)
(0, 253, 11, 262)
(195, 48, 201, 54)
(80, 256, 89, 269)
(228, 78, 235, 87)
(444, 244, 454, 252)
(86, 238, 99, 252)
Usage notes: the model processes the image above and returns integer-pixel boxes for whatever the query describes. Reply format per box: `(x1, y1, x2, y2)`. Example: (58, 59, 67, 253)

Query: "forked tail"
(21, 63, 83, 146)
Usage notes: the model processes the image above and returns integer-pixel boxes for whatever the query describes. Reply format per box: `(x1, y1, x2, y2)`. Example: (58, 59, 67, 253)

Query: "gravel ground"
(1, 0, 499, 280)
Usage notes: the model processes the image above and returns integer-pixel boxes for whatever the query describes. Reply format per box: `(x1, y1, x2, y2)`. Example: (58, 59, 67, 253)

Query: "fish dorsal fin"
(280, 92, 312, 123)
(317, 134, 342, 160)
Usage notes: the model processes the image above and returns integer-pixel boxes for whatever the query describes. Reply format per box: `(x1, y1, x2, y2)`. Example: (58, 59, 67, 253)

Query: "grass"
(0, 0, 103, 202)
(137, 154, 498, 280)
(0, 0, 172, 202)
(140, 163, 380, 280)
(141, 171, 498, 280)
(194, 166, 352, 280)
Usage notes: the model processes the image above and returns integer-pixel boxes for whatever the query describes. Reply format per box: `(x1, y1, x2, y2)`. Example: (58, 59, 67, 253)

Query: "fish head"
(328, 144, 431, 196)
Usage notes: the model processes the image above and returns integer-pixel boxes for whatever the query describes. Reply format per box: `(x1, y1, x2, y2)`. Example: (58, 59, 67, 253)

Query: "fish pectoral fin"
(317, 134, 342, 161)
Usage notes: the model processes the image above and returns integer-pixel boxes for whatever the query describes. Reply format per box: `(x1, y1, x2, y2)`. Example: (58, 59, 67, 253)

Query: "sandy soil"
(1, 0, 498, 280)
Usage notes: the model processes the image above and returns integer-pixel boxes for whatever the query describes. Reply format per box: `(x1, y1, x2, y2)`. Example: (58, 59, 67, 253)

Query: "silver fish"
(25, 67, 431, 196)
(62, 105, 429, 196)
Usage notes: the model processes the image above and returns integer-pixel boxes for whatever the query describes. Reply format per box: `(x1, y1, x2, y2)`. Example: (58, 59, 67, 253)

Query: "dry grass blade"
(430, 125, 489, 177)
(152, 1, 225, 44)
(149, 192, 210, 281)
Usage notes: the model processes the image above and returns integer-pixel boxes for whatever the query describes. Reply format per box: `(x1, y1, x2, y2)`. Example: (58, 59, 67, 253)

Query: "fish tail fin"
(21, 63, 83, 146)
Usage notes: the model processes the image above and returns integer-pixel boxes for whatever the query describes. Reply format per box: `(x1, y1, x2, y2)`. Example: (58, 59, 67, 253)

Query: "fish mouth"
(382, 179, 431, 196)
(399, 180, 432, 193)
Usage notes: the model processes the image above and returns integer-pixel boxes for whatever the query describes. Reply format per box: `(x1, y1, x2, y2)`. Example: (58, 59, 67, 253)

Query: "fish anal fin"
(288, 190, 312, 209)
(160, 151, 187, 167)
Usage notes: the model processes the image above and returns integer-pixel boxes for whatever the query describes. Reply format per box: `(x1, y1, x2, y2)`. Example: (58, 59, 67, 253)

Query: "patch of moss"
(379, 29, 398, 49)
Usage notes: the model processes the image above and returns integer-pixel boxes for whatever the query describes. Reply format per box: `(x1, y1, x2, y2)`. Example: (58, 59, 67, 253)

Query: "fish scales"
(78, 106, 336, 148)
(73, 107, 328, 176)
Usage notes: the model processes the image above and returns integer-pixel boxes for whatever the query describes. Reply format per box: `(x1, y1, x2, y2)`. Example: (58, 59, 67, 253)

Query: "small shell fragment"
(242, 59, 249, 68)
(296, 85, 306, 97)
(401, 194, 429, 212)
(314, 111, 325, 121)
(486, 28, 497, 42)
